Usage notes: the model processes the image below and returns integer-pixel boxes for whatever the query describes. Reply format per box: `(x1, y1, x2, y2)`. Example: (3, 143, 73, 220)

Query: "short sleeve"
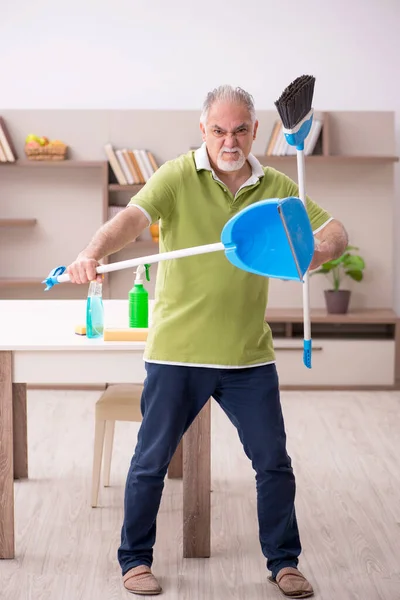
(128, 160, 181, 224)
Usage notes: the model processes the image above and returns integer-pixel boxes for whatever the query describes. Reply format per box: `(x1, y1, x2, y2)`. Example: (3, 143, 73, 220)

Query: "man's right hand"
(66, 254, 102, 284)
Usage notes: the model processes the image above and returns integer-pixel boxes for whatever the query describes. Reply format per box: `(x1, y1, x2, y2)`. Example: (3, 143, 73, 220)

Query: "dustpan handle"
(49, 242, 225, 285)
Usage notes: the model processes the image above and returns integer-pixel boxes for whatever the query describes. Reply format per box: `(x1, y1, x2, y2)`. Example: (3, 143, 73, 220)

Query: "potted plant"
(311, 245, 365, 314)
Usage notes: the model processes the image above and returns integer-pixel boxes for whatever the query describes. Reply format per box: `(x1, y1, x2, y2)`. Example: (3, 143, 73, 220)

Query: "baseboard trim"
(27, 383, 400, 392)
(280, 384, 400, 391)
(27, 384, 106, 391)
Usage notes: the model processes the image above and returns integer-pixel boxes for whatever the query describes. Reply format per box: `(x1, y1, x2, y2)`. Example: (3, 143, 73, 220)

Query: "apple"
(25, 134, 40, 144)
(39, 136, 49, 146)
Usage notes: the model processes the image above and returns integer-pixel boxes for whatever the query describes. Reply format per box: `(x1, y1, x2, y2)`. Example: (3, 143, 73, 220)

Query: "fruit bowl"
(24, 134, 68, 161)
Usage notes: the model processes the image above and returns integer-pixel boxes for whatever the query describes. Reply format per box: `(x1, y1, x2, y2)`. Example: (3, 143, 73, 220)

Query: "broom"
(274, 74, 316, 369)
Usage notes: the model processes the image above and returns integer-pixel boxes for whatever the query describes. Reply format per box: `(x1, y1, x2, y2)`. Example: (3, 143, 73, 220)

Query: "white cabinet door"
(274, 339, 395, 386)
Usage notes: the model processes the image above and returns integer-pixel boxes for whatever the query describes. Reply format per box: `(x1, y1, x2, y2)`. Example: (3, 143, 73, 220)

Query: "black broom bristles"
(274, 75, 315, 130)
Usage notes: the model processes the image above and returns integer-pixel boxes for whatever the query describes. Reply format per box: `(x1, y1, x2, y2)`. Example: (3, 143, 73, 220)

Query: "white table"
(0, 299, 210, 560)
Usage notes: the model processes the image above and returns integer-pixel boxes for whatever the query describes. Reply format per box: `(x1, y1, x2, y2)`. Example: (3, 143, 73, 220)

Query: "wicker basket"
(24, 142, 68, 161)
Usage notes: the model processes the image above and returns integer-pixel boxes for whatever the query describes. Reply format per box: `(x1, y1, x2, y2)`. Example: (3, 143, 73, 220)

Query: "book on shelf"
(104, 144, 159, 185)
(0, 116, 18, 162)
(265, 116, 323, 157)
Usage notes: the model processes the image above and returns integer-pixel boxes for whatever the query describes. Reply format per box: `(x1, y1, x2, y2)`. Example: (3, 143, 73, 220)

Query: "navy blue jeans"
(117, 362, 301, 578)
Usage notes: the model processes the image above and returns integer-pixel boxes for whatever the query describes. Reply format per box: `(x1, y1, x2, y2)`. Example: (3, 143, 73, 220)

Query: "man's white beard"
(216, 146, 246, 172)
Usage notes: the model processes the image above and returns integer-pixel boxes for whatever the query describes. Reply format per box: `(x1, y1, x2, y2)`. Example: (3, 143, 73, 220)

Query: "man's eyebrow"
(211, 123, 249, 132)
(211, 124, 227, 131)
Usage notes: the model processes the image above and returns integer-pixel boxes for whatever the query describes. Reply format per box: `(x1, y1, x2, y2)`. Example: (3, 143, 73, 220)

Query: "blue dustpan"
(222, 196, 314, 280)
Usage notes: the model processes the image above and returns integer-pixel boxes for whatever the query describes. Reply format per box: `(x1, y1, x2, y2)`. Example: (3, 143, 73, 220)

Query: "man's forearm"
(79, 207, 148, 261)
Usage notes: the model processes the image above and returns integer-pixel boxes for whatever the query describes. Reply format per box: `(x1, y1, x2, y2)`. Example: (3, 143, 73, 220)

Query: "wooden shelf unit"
(261, 110, 399, 162)
(0, 108, 398, 389)
(0, 159, 108, 301)
(0, 218, 37, 227)
(256, 155, 399, 164)
(263, 309, 400, 390)
(108, 183, 145, 192)
(265, 307, 398, 324)
(0, 278, 43, 287)
(6, 160, 105, 168)
(267, 308, 398, 343)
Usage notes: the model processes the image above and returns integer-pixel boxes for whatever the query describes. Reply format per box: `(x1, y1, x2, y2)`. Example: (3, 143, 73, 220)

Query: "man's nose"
(224, 133, 237, 147)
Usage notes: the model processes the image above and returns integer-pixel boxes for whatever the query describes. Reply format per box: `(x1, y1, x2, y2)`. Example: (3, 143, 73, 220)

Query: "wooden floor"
(1, 389, 399, 600)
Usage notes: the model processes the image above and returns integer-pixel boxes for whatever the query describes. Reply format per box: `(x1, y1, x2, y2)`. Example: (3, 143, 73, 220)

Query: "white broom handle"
(56, 242, 225, 283)
(296, 148, 311, 341)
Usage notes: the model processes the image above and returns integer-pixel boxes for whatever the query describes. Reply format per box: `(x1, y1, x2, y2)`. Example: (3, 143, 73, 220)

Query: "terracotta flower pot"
(324, 290, 351, 314)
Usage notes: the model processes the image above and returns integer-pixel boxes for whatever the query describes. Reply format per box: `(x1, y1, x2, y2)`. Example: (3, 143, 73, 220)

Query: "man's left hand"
(309, 241, 332, 271)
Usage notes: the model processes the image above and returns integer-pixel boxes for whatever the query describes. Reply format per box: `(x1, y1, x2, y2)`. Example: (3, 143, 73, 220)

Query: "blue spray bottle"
(86, 278, 104, 338)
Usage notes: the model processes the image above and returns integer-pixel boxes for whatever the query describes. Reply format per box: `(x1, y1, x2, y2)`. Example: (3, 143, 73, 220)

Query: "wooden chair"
(91, 383, 143, 507)
(91, 383, 183, 507)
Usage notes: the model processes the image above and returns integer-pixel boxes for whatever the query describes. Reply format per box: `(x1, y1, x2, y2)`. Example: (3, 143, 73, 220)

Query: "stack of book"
(265, 117, 323, 156)
(0, 117, 18, 162)
(104, 144, 159, 185)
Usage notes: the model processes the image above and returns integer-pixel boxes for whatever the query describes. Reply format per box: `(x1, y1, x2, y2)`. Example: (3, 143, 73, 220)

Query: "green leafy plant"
(311, 245, 365, 292)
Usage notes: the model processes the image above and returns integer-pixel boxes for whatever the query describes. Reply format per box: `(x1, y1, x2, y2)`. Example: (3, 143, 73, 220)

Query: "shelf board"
(109, 183, 145, 192)
(256, 155, 399, 164)
(0, 278, 44, 287)
(265, 308, 398, 324)
(0, 218, 37, 227)
(5, 160, 106, 168)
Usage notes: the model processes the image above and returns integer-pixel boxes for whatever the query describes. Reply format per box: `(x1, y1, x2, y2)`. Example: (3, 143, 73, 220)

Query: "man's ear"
(200, 122, 206, 142)
(253, 119, 259, 140)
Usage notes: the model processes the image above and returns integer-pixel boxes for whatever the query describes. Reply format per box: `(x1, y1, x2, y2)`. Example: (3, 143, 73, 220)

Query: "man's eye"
(213, 129, 223, 136)
(237, 128, 248, 135)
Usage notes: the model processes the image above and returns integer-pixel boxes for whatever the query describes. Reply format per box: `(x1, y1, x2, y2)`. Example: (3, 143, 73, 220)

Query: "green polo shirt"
(128, 145, 331, 368)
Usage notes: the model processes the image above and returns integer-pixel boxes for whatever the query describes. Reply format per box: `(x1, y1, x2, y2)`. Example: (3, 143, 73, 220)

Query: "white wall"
(1, 0, 400, 305)
(1, 0, 399, 111)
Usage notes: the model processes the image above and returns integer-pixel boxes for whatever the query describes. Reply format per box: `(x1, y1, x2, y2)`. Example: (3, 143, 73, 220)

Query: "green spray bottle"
(129, 264, 150, 328)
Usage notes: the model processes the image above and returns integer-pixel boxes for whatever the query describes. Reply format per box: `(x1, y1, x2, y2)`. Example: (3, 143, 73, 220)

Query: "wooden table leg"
(0, 352, 15, 559)
(168, 439, 183, 479)
(183, 399, 211, 558)
(13, 384, 28, 479)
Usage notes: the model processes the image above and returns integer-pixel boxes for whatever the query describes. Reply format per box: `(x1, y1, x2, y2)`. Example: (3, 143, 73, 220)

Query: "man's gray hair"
(200, 85, 256, 125)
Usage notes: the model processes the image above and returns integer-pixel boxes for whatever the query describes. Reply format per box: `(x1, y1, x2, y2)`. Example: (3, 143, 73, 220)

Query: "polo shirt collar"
(194, 142, 264, 182)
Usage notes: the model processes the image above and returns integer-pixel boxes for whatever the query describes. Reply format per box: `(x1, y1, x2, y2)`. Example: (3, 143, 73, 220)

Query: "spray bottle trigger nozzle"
(144, 264, 151, 281)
